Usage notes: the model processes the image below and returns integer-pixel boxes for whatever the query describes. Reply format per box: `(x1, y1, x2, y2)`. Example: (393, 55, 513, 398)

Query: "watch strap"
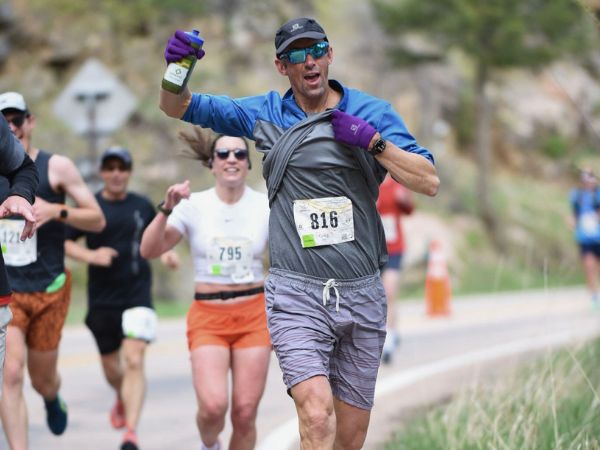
(368, 138, 386, 156)
(157, 201, 172, 216)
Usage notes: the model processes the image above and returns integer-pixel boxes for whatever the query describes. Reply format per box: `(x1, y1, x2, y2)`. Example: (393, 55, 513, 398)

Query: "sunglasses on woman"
(280, 41, 329, 64)
(214, 148, 249, 161)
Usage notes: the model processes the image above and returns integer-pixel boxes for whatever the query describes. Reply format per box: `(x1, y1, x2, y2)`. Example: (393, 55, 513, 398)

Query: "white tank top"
(167, 186, 269, 284)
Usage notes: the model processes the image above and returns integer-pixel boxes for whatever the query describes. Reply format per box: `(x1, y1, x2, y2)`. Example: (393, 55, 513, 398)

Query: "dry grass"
(385, 338, 600, 450)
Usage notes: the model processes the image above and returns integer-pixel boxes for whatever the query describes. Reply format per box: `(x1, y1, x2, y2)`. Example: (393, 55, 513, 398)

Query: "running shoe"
(44, 394, 68, 435)
(201, 440, 221, 450)
(120, 429, 139, 450)
(110, 398, 126, 429)
(590, 292, 600, 311)
(381, 330, 400, 364)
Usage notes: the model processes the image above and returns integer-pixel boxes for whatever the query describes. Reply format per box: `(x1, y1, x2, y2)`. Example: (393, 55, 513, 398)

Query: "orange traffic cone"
(425, 239, 451, 316)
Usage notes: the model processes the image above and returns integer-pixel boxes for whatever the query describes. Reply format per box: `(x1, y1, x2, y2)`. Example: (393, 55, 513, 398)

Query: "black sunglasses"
(3, 113, 29, 128)
(214, 148, 248, 161)
(101, 164, 129, 172)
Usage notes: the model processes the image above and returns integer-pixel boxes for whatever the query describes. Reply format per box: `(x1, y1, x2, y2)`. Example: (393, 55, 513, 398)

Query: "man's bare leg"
(291, 376, 336, 450)
(0, 326, 28, 450)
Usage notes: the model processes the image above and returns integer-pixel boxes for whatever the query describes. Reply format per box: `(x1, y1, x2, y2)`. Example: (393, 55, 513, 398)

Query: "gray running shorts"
(265, 268, 387, 410)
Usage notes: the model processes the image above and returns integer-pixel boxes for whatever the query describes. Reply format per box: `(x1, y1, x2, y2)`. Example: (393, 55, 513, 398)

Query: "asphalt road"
(1, 286, 598, 450)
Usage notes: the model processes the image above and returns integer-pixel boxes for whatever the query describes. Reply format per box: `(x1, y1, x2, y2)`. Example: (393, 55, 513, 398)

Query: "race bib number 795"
(206, 237, 254, 283)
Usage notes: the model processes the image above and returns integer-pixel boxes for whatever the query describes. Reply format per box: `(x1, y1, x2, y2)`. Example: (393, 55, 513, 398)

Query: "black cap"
(101, 146, 133, 170)
(275, 17, 327, 57)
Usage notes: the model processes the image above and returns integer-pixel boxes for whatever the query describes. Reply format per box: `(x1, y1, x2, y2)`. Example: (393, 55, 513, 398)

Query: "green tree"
(372, 0, 596, 243)
(28, 0, 203, 33)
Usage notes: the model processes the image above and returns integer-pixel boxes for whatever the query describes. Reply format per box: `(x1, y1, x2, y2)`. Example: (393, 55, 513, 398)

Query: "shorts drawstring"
(322, 279, 340, 312)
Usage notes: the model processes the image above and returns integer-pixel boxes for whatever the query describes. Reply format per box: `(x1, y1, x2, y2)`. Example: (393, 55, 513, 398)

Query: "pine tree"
(372, 0, 597, 241)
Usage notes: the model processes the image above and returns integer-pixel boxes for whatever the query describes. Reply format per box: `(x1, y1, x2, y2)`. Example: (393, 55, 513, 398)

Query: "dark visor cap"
(275, 17, 328, 57)
(101, 146, 133, 170)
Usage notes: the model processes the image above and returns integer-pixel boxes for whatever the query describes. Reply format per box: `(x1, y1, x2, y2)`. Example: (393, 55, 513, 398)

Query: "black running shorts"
(85, 307, 126, 355)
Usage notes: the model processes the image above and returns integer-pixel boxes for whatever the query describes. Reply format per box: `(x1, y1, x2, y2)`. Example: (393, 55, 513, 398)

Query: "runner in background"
(65, 147, 177, 450)
(0, 91, 106, 449)
(569, 168, 600, 309)
(0, 114, 38, 395)
(140, 128, 270, 450)
(376, 174, 414, 363)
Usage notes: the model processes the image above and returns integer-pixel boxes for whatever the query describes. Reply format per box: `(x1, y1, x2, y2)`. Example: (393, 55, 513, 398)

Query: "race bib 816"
(293, 196, 355, 248)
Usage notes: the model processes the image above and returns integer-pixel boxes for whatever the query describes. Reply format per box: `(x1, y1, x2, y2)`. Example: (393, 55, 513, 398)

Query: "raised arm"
(373, 138, 439, 197)
(331, 110, 439, 197)
(140, 215, 183, 259)
(140, 181, 190, 259)
(159, 30, 204, 118)
(160, 88, 192, 119)
(40, 154, 106, 232)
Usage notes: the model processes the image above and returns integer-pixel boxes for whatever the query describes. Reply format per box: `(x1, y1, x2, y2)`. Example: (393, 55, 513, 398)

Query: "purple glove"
(331, 110, 377, 151)
(164, 30, 205, 64)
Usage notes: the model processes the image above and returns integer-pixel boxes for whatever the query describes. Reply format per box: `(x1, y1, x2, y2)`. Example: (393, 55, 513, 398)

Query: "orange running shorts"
(9, 271, 72, 351)
(186, 293, 271, 351)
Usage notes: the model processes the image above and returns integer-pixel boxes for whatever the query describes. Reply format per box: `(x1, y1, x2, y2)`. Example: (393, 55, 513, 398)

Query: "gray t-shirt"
(265, 118, 387, 280)
(181, 81, 434, 281)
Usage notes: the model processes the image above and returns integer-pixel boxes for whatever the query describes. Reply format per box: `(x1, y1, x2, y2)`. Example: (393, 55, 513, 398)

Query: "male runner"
(0, 114, 38, 394)
(160, 18, 439, 449)
(570, 168, 600, 308)
(376, 174, 415, 363)
(65, 146, 171, 450)
(0, 91, 105, 449)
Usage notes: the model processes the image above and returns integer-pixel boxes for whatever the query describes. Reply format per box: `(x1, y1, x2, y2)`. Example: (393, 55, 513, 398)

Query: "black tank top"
(7, 150, 66, 292)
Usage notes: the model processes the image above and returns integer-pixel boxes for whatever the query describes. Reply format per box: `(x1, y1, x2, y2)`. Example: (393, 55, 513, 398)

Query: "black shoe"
(121, 442, 139, 450)
(44, 394, 68, 435)
(382, 350, 392, 364)
(121, 429, 139, 450)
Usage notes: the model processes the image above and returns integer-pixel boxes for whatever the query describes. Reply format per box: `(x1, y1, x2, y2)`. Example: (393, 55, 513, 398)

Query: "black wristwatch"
(368, 138, 386, 156)
(157, 201, 172, 216)
(58, 207, 69, 220)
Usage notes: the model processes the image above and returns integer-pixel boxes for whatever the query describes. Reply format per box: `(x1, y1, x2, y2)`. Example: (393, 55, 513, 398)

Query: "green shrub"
(542, 134, 569, 159)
